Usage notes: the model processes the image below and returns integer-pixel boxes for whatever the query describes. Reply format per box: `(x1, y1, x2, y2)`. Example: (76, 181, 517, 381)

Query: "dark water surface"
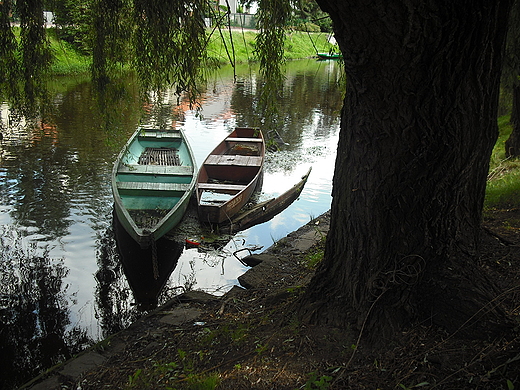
(0, 59, 343, 388)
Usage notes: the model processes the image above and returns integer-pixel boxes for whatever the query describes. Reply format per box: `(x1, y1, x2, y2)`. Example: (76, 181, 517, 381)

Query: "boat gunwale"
(196, 127, 265, 224)
(112, 127, 197, 247)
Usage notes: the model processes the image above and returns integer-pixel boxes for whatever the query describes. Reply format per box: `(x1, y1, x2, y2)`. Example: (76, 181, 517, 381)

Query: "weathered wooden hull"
(112, 128, 196, 249)
(196, 127, 265, 224)
(222, 167, 312, 233)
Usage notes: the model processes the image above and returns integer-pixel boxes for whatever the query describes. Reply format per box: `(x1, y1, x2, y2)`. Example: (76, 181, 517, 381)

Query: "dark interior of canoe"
(199, 137, 263, 195)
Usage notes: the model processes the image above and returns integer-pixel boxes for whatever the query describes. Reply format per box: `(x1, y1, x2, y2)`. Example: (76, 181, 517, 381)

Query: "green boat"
(316, 52, 343, 60)
(112, 128, 196, 249)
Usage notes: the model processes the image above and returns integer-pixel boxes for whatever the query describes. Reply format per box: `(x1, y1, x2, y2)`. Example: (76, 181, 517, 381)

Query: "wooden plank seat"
(197, 183, 247, 192)
(117, 181, 191, 192)
(118, 165, 193, 176)
(204, 155, 262, 167)
(225, 137, 263, 143)
(138, 131, 182, 139)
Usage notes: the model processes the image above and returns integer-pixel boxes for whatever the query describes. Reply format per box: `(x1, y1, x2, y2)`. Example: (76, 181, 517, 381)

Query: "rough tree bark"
(299, 0, 514, 345)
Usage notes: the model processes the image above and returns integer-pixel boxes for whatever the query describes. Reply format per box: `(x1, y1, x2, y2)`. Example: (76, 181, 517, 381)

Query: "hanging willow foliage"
(131, 0, 210, 97)
(255, 0, 292, 128)
(90, 0, 292, 104)
(0, 0, 51, 111)
(89, 0, 213, 101)
(0, 0, 18, 98)
(0, 0, 293, 114)
(91, 0, 134, 88)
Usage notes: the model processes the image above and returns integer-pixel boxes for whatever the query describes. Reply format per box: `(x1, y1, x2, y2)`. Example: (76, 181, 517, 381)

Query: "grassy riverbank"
(486, 115, 520, 210)
(205, 29, 333, 63)
(49, 36, 91, 75)
(23, 213, 520, 390)
(47, 29, 333, 74)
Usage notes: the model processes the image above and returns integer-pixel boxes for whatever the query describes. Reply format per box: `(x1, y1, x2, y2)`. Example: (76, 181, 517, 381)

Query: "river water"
(0, 59, 343, 388)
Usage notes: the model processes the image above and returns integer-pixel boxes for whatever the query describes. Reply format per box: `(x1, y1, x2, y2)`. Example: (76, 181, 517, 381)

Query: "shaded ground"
(24, 210, 519, 390)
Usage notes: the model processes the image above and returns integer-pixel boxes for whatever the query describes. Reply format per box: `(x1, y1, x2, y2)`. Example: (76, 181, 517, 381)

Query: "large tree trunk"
(299, 0, 513, 345)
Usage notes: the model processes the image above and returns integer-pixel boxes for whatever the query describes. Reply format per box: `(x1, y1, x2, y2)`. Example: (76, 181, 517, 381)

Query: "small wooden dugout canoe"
(112, 128, 196, 248)
(222, 167, 312, 233)
(196, 127, 265, 224)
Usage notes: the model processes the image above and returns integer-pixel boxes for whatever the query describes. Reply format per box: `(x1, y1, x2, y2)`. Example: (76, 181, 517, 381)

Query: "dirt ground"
(30, 210, 520, 390)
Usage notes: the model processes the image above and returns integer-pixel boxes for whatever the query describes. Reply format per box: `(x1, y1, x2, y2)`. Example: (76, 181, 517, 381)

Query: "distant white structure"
(219, 0, 237, 14)
(44, 11, 54, 27)
(218, 0, 257, 14)
(214, 0, 257, 29)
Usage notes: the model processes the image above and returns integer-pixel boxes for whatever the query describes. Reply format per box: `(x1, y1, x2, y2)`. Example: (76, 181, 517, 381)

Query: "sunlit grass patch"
(489, 115, 513, 169)
(486, 168, 520, 209)
(485, 115, 520, 210)
(47, 32, 91, 75)
(303, 237, 326, 269)
(206, 30, 332, 64)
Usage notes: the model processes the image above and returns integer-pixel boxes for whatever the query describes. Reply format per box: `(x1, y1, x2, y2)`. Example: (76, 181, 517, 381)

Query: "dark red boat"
(196, 127, 265, 224)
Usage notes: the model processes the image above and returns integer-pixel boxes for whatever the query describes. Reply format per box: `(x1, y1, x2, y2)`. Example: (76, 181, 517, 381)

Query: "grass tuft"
(486, 115, 520, 210)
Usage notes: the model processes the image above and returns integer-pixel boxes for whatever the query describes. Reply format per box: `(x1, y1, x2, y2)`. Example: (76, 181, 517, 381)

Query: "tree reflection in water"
(94, 218, 142, 337)
(0, 226, 91, 389)
(93, 210, 185, 340)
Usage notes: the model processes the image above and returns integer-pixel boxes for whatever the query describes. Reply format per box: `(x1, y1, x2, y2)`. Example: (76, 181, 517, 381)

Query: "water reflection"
(94, 219, 136, 337)
(0, 226, 90, 390)
(7, 128, 73, 240)
(0, 59, 342, 388)
(112, 211, 184, 310)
